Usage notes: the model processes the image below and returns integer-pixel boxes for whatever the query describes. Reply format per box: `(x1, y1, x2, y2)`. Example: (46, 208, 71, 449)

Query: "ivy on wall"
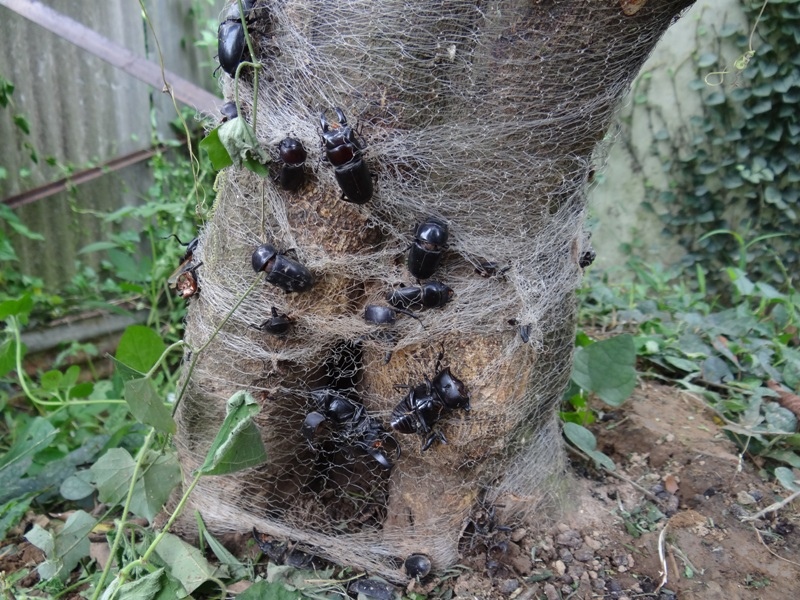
(647, 0, 799, 290)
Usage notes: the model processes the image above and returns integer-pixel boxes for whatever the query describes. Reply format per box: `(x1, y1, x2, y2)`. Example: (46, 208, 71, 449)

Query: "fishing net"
(174, 0, 692, 581)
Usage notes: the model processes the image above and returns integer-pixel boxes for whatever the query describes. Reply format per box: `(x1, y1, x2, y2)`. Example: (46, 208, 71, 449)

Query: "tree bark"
(174, 0, 694, 581)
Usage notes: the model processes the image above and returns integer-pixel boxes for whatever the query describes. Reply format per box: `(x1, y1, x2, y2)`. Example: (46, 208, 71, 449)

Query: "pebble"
(737, 491, 757, 505)
(543, 583, 559, 600)
(500, 579, 519, 595)
(569, 563, 586, 579)
(584, 536, 602, 550)
(612, 553, 628, 567)
(558, 548, 573, 564)
(574, 548, 594, 562)
(511, 528, 527, 542)
(554, 560, 566, 576)
(555, 530, 582, 548)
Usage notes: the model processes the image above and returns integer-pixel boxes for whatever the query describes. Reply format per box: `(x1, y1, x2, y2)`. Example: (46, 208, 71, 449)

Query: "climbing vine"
(646, 0, 799, 292)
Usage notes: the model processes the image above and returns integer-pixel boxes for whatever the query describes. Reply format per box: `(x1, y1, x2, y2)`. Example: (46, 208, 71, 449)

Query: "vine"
(644, 0, 799, 292)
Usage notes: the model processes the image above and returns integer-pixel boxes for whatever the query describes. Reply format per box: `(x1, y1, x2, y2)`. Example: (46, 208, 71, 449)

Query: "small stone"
(612, 553, 628, 567)
(584, 536, 602, 551)
(592, 578, 606, 592)
(511, 528, 527, 543)
(618, 565, 628, 572)
(627, 554, 635, 568)
(750, 489, 764, 502)
(580, 571, 590, 582)
(574, 548, 594, 562)
(543, 583, 559, 600)
(589, 570, 598, 580)
(558, 548, 573, 564)
(737, 491, 757, 505)
(569, 563, 586, 579)
(606, 579, 623, 593)
(554, 560, 566, 576)
(500, 579, 519, 595)
(556, 523, 570, 533)
(730, 503, 749, 518)
(555, 530, 582, 548)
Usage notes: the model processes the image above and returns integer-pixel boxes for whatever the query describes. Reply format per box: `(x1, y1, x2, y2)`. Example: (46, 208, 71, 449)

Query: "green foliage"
(577, 254, 800, 472)
(647, 0, 800, 291)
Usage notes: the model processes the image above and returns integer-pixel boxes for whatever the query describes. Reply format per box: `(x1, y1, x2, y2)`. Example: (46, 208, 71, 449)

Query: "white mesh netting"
(174, 0, 692, 582)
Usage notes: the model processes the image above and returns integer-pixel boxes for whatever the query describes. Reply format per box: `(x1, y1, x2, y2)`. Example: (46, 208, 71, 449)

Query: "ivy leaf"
(571, 334, 637, 407)
(217, 118, 269, 169)
(198, 391, 267, 475)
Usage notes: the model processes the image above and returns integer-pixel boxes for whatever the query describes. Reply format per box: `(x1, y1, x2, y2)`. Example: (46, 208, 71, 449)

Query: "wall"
(588, 0, 749, 272)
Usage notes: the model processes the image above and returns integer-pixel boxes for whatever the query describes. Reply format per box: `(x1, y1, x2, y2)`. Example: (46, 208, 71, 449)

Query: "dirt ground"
(444, 381, 800, 600)
(2, 380, 799, 598)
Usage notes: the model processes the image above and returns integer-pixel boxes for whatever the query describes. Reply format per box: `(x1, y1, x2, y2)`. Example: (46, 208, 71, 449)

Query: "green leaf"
(198, 391, 267, 475)
(0, 338, 21, 378)
(91, 449, 181, 523)
(563, 423, 616, 471)
(216, 117, 269, 168)
(124, 378, 176, 434)
(78, 241, 120, 254)
(571, 335, 637, 407)
(0, 417, 56, 472)
(25, 510, 94, 581)
(774, 467, 800, 491)
(154, 532, 221, 595)
(40, 369, 63, 391)
(115, 568, 166, 600)
(0, 294, 33, 320)
(237, 579, 303, 600)
(0, 494, 35, 541)
(199, 127, 234, 171)
(60, 470, 95, 501)
(196, 512, 251, 580)
(115, 325, 167, 373)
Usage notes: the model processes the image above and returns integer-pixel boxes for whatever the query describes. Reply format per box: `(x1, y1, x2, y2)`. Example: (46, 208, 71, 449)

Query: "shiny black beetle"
(579, 247, 596, 268)
(364, 304, 420, 325)
(251, 306, 292, 336)
(408, 217, 448, 280)
(252, 243, 314, 293)
(302, 388, 399, 470)
(390, 365, 470, 451)
(217, 0, 255, 77)
(386, 282, 453, 311)
(276, 137, 307, 191)
(319, 107, 373, 204)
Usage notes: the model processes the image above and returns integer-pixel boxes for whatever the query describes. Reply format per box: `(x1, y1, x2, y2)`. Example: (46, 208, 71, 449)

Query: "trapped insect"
(390, 362, 470, 451)
(386, 281, 453, 311)
(217, 0, 256, 77)
(319, 107, 373, 204)
(408, 217, 449, 280)
(302, 388, 400, 470)
(251, 306, 293, 336)
(275, 137, 308, 191)
(251, 243, 314, 293)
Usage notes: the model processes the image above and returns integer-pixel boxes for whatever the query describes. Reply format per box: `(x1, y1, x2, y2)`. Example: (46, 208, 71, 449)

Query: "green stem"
(91, 428, 157, 600)
(11, 316, 41, 409)
(145, 340, 185, 380)
(173, 273, 262, 414)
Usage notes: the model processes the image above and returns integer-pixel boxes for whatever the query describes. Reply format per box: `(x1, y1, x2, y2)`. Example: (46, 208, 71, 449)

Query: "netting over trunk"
(174, 0, 693, 581)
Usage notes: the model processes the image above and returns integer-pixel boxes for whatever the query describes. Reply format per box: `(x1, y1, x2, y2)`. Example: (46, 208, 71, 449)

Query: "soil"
(2, 381, 799, 599)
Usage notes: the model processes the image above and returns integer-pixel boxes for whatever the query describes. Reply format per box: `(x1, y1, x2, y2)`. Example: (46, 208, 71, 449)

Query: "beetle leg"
(421, 429, 447, 452)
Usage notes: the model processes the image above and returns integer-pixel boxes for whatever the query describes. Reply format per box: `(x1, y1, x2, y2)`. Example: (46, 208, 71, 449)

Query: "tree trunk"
(174, 0, 694, 581)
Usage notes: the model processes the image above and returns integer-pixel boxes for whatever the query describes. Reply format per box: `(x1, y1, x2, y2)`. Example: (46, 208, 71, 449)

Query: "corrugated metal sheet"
(0, 0, 221, 287)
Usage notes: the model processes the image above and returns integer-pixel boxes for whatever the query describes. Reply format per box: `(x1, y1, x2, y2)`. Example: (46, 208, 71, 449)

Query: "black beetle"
(408, 217, 448, 280)
(364, 304, 420, 325)
(251, 306, 292, 336)
(276, 137, 307, 191)
(302, 388, 399, 470)
(404, 554, 432, 579)
(390, 365, 470, 451)
(220, 101, 238, 122)
(252, 243, 314, 293)
(386, 282, 453, 311)
(319, 107, 373, 204)
(217, 0, 256, 77)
